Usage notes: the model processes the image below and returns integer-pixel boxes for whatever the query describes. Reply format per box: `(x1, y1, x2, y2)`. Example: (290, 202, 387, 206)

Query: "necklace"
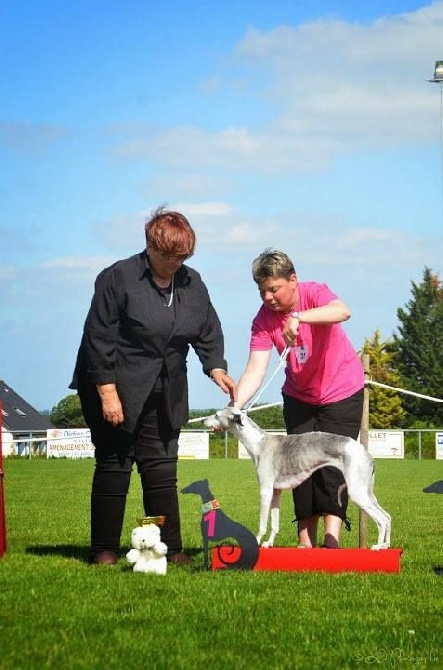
(151, 270, 174, 307)
(164, 275, 174, 307)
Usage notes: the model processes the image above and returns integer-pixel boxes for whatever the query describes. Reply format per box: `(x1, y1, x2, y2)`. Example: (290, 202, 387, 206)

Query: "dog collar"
(201, 499, 220, 514)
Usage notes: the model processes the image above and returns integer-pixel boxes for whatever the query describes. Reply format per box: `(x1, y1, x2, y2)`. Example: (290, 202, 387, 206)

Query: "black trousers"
(283, 389, 364, 521)
(90, 392, 182, 556)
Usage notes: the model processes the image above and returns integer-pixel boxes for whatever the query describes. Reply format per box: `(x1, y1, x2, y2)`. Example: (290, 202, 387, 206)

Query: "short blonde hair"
(252, 248, 295, 284)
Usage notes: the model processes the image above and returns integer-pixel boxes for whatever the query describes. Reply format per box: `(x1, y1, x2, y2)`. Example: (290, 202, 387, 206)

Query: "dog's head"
(204, 407, 245, 432)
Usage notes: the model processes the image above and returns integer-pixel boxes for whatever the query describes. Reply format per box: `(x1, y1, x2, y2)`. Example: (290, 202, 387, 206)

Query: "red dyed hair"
(145, 206, 196, 257)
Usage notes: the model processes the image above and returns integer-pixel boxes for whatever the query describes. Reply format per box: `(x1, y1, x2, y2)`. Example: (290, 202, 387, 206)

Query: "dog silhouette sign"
(182, 479, 259, 570)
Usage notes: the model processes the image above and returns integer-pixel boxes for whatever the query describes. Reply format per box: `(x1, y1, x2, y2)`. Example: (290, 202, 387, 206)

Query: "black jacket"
(70, 251, 228, 433)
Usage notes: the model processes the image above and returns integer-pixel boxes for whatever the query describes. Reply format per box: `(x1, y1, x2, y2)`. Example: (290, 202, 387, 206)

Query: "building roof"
(0, 380, 54, 432)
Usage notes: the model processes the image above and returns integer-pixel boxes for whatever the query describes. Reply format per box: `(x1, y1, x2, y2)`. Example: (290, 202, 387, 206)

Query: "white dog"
(204, 408, 391, 550)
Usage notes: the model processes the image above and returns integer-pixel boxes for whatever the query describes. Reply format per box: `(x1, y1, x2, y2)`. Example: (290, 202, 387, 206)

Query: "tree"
(189, 404, 285, 429)
(362, 330, 405, 428)
(390, 267, 443, 426)
(249, 404, 285, 429)
(50, 394, 86, 428)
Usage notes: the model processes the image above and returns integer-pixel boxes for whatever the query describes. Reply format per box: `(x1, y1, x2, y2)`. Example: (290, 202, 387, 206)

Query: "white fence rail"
(2, 427, 443, 460)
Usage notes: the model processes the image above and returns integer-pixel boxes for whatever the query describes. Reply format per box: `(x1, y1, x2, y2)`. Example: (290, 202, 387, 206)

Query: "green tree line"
(50, 266, 443, 432)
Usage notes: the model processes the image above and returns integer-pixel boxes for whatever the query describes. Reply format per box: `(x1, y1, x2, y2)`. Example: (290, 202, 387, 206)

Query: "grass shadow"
(26, 544, 91, 562)
(26, 544, 206, 570)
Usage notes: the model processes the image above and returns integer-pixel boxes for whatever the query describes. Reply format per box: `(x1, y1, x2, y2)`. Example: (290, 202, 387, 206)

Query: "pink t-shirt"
(250, 281, 364, 404)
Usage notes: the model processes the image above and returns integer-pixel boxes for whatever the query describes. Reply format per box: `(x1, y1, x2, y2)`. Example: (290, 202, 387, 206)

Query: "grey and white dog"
(204, 407, 391, 550)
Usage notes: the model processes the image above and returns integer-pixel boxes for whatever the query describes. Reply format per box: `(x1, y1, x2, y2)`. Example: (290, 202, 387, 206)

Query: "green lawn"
(0, 458, 442, 670)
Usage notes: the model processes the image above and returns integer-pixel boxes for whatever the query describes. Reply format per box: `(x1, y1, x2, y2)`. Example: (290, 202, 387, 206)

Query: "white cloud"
(0, 120, 69, 154)
(107, 3, 443, 175)
(41, 256, 115, 273)
(199, 74, 222, 93)
(0, 266, 16, 281)
(111, 123, 334, 172)
(145, 172, 232, 198)
(171, 201, 234, 217)
(235, 4, 443, 147)
(78, 199, 441, 275)
(91, 211, 146, 252)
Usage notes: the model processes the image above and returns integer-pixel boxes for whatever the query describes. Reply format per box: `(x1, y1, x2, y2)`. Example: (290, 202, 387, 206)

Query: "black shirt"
(71, 251, 228, 432)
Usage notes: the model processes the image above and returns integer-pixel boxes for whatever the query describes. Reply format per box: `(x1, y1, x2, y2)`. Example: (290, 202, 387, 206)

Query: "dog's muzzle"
(204, 415, 220, 430)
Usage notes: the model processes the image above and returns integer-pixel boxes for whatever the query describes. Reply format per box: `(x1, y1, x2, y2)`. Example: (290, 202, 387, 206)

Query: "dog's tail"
(337, 483, 352, 532)
(337, 482, 347, 508)
(214, 534, 259, 570)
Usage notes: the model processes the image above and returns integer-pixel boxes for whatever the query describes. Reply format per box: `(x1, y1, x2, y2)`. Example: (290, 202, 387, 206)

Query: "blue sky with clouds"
(1, 0, 442, 412)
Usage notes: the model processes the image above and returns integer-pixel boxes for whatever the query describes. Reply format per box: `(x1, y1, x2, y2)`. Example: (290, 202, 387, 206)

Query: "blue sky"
(1, 0, 442, 412)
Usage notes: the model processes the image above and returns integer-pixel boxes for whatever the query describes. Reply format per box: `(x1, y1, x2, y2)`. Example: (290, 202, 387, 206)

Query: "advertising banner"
(178, 431, 209, 459)
(368, 430, 404, 458)
(47, 428, 94, 459)
(436, 432, 443, 460)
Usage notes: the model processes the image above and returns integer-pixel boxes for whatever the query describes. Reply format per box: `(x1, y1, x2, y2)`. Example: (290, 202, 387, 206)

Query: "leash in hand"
(244, 346, 291, 413)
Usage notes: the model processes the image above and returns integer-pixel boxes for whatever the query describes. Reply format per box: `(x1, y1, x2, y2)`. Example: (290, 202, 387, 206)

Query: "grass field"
(0, 457, 442, 670)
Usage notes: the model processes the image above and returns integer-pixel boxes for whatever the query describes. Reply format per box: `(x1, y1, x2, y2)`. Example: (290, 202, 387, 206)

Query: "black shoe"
(167, 552, 193, 565)
(91, 550, 118, 565)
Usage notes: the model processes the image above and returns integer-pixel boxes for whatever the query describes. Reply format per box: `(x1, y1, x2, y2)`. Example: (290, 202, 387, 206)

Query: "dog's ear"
(231, 410, 244, 426)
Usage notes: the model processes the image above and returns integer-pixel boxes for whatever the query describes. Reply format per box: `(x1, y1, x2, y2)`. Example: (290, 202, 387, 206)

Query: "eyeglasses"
(148, 241, 192, 262)
(160, 251, 192, 261)
(148, 240, 194, 263)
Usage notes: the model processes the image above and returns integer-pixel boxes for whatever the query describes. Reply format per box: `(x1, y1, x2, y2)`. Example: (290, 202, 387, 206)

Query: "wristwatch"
(290, 311, 300, 320)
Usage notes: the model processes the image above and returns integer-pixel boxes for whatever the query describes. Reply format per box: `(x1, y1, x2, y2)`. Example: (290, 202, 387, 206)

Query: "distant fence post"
(359, 353, 370, 548)
(0, 400, 7, 557)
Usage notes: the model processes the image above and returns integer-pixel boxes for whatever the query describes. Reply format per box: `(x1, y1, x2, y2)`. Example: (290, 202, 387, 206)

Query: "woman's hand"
(210, 369, 237, 403)
(96, 383, 124, 426)
(282, 315, 300, 347)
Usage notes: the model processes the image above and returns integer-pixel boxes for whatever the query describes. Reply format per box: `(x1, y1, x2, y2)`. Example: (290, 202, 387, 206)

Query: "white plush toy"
(126, 524, 168, 575)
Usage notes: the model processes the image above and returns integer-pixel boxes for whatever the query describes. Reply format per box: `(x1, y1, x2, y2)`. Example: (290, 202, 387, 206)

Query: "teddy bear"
(126, 524, 168, 575)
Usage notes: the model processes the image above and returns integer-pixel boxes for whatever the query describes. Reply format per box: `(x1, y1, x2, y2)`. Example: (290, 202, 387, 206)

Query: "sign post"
(359, 354, 370, 548)
(0, 401, 7, 557)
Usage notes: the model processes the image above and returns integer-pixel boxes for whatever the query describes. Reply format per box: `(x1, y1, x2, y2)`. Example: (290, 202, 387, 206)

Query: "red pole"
(0, 400, 7, 557)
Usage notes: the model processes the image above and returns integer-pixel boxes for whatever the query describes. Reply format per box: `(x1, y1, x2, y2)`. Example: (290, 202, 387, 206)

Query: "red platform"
(211, 546, 403, 573)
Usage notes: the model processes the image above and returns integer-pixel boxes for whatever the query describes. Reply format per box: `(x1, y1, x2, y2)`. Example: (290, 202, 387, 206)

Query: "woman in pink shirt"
(235, 249, 364, 548)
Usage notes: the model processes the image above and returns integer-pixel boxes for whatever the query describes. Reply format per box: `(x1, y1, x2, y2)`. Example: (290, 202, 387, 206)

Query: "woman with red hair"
(71, 207, 236, 565)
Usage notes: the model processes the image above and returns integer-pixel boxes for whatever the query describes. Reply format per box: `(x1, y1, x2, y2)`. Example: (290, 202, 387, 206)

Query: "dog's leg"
(256, 483, 274, 546)
(366, 492, 391, 549)
(343, 449, 391, 549)
(347, 484, 391, 549)
(261, 488, 281, 548)
(366, 505, 391, 550)
(383, 501, 391, 547)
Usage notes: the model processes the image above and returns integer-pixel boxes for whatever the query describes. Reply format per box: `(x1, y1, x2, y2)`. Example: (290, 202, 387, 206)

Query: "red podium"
(212, 546, 403, 573)
(0, 400, 7, 558)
